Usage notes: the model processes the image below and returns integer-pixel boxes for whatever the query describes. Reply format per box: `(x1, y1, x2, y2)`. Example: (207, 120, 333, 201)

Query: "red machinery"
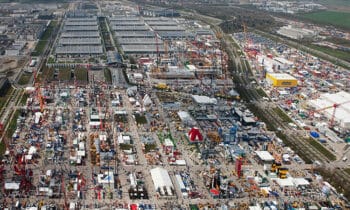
(235, 157, 243, 178)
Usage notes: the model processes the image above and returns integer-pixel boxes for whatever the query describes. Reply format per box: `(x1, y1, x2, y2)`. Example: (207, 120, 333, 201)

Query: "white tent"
(5, 182, 20, 190)
(255, 151, 275, 162)
(97, 172, 114, 184)
(276, 177, 294, 188)
(28, 146, 37, 155)
(34, 112, 42, 124)
(142, 94, 152, 106)
(177, 111, 193, 123)
(150, 167, 173, 190)
(293, 178, 310, 187)
(192, 95, 217, 105)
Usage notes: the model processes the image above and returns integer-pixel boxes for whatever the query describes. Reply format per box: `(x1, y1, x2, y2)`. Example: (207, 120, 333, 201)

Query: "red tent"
(188, 127, 203, 142)
(130, 204, 138, 210)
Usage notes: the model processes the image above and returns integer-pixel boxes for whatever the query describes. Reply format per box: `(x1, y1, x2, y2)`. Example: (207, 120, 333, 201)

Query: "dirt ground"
(0, 57, 19, 72)
(0, 56, 28, 81)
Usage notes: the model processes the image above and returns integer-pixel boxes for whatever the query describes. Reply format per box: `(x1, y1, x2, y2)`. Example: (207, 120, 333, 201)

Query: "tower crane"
(309, 100, 350, 127)
(155, 32, 159, 68)
(33, 69, 44, 113)
(242, 23, 258, 58)
(152, 32, 161, 74)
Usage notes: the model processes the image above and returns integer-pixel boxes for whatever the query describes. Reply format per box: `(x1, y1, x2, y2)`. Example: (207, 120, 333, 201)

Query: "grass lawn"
(31, 40, 47, 56)
(273, 107, 293, 123)
(58, 68, 71, 81)
(134, 113, 147, 124)
(345, 168, 350, 175)
(6, 110, 20, 138)
(18, 73, 32, 85)
(0, 86, 14, 111)
(301, 11, 350, 30)
(308, 138, 336, 161)
(104, 68, 112, 84)
(75, 68, 88, 81)
(256, 88, 268, 97)
(47, 57, 55, 63)
(308, 44, 350, 63)
(31, 20, 57, 56)
(0, 140, 6, 159)
(20, 93, 30, 105)
(41, 20, 57, 40)
(38, 66, 55, 82)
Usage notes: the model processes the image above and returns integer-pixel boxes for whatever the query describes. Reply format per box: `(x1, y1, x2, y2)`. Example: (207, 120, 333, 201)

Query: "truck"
(29, 59, 37, 67)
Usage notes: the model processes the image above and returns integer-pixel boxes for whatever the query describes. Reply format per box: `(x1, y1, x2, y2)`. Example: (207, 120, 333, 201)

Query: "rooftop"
(267, 73, 297, 80)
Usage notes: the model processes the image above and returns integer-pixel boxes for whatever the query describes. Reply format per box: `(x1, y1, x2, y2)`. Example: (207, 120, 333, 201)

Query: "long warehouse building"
(55, 15, 104, 57)
(121, 45, 165, 54)
(61, 31, 100, 38)
(115, 31, 155, 38)
(56, 46, 103, 55)
(65, 21, 98, 26)
(112, 25, 149, 31)
(58, 37, 102, 45)
(118, 38, 160, 45)
(63, 25, 99, 31)
(111, 21, 145, 26)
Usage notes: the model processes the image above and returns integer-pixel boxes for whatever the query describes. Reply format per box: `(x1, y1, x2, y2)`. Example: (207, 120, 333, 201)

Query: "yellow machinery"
(270, 162, 282, 173)
(278, 167, 288, 179)
(154, 83, 169, 90)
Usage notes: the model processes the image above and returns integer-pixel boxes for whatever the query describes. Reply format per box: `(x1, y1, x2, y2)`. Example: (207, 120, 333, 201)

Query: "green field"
(0, 86, 14, 111)
(18, 73, 32, 85)
(256, 88, 268, 97)
(308, 44, 350, 62)
(134, 113, 147, 124)
(302, 11, 350, 30)
(75, 68, 88, 81)
(31, 20, 57, 56)
(6, 110, 20, 138)
(345, 168, 350, 175)
(0, 141, 5, 159)
(273, 107, 293, 123)
(58, 68, 71, 81)
(38, 66, 54, 82)
(104, 68, 112, 84)
(20, 93, 29, 105)
(309, 138, 337, 161)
